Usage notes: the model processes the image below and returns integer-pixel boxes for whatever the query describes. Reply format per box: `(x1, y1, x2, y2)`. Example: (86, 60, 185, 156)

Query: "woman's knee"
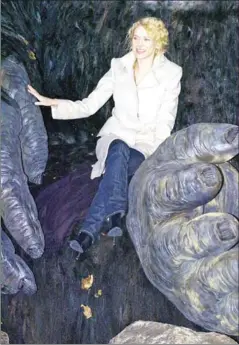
(128, 149, 145, 177)
(109, 139, 129, 153)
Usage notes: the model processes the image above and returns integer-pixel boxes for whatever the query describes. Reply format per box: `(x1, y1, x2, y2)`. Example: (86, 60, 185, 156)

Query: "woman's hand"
(27, 85, 58, 106)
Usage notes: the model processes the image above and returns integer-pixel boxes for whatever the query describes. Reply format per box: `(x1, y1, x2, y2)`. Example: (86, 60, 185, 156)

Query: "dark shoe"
(102, 213, 124, 237)
(69, 231, 93, 253)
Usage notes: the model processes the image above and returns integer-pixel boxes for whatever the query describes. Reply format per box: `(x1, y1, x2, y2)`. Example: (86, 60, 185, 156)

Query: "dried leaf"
(23, 38, 29, 45)
(94, 289, 102, 298)
(81, 274, 94, 290)
(81, 304, 92, 319)
(28, 51, 36, 60)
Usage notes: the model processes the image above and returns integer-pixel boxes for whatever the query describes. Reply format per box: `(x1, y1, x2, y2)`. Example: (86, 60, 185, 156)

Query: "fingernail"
(218, 221, 236, 241)
(225, 127, 239, 144)
(27, 245, 43, 258)
(200, 167, 218, 187)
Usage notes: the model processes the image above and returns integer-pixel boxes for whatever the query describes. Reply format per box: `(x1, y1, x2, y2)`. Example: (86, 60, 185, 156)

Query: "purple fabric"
(35, 162, 100, 251)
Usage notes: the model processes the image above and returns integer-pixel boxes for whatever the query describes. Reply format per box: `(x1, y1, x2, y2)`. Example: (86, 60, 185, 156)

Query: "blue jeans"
(81, 140, 145, 241)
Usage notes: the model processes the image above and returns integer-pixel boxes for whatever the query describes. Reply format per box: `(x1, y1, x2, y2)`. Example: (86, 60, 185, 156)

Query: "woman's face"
(132, 25, 157, 60)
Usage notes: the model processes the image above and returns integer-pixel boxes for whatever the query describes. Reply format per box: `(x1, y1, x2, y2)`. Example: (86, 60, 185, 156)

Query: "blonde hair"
(126, 17, 169, 54)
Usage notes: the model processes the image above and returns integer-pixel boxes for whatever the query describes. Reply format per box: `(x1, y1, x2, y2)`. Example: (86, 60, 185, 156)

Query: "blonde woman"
(28, 17, 182, 255)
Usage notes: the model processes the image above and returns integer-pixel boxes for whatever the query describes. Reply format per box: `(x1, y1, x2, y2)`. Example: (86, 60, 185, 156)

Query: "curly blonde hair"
(126, 17, 169, 54)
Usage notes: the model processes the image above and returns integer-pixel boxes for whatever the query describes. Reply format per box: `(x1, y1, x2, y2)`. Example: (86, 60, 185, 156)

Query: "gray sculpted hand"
(1, 56, 47, 259)
(1, 230, 37, 295)
(127, 123, 239, 335)
(2, 56, 48, 184)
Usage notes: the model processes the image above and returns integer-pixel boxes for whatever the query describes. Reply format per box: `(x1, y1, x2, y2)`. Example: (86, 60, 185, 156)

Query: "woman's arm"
(28, 59, 115, 120)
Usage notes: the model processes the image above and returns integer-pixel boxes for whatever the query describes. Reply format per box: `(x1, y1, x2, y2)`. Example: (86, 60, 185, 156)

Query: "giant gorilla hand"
(1, 229, 37, 295)
(1, 94, 45, 259)
(127, 123, 239, 335)
(2, 56, 48, 184)
(1, 56, 48, 259)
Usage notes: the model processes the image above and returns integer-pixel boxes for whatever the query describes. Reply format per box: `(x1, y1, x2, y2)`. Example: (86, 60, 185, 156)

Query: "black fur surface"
(2, 0, 238, 142)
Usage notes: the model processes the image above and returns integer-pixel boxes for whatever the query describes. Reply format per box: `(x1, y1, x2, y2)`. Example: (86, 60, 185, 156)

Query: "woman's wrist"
(51, 98, 59, 106)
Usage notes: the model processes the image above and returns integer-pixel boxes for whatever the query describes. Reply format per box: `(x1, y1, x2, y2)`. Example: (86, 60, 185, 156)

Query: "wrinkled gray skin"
(1, 98, 45, 259)
(2, 56, 48, 184)
(1, 229, 37, 295)
(127, 123, 239, 335)
(0, 56, 48, 259)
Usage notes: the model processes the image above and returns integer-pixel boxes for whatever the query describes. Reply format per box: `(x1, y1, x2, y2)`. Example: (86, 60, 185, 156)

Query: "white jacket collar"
(120, 51, 166, 72)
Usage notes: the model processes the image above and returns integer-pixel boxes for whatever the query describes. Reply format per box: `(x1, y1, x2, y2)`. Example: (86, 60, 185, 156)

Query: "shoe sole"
(106, 227, 123, 237)
(69, 240, 84, 253)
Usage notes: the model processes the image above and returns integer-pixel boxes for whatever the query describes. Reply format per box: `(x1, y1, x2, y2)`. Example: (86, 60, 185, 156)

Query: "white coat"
(51, 51, 182, 179)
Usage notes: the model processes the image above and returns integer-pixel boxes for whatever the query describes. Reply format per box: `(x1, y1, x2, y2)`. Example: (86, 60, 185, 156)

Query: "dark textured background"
(1, 0, 239, 343)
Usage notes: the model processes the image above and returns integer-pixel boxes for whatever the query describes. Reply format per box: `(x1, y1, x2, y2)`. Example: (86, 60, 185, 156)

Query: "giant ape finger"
(145, 162, 222, 219)
(1, 230, 37, 295)
(180, 248, 239, 334)
(205, 162, 239, 218)
(2, 56, 48, 184)
(197, 247, 238, 295)
(152, 213, 238, 263)
(151, 123, 239, 165)
(1, 99, 44, 258)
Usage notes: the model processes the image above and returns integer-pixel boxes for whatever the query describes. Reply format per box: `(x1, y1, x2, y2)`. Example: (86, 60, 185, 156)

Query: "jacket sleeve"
(154, 66, 182, 149)
(51, 59, 115, 120)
